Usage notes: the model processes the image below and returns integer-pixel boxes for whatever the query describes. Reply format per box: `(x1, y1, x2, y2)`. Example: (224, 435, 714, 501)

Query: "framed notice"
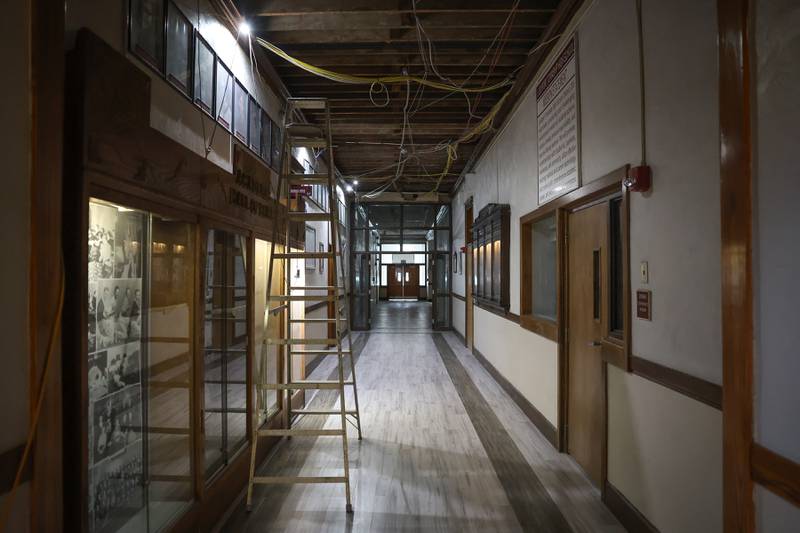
(536, 37, 580, 205)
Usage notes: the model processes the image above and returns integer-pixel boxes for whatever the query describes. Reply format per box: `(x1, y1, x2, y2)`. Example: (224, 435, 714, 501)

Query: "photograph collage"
(87, 201, 147, 533)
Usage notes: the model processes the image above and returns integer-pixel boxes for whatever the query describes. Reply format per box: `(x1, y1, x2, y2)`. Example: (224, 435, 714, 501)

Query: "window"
(609, 197, 624, 336)
(87, 199, 194, 533)
(471, 204, 510, 311)
(130, 0, 164, 71)
(249, 96, 261, 154)
(165, 2, 192, 95)
(270, 120, 282, 169)
(259, 110, 271, 164)
(216, 60, 233, 131)
(233, 80, 248, 142)
(253, 239, 281, 426)
(194, 36, 215, 114)
(532, 214, 557, 321)
(203, 229, 248, 480)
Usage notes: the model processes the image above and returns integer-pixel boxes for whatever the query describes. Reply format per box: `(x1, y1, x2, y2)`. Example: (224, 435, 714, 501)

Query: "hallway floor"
(220, 322, 623, 532)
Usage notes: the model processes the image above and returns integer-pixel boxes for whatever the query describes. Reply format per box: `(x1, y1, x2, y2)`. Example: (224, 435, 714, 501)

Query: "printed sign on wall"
(537, 37, 580, 205)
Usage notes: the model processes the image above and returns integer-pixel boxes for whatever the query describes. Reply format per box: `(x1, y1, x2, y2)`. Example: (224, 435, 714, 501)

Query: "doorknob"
(588, 341, 602, 347)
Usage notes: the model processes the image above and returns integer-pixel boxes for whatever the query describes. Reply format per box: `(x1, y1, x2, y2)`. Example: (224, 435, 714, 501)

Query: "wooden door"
(404, 264, 420, 299)
(387, 265, 403, 298)
(566, 202, 607, 487)
(465, 201, 474, 348)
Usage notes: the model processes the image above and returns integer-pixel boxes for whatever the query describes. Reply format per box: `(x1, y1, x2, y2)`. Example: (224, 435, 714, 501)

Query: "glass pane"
(194, 38, 214, 113)
(435, 295, 450, 328)
(254, 239, 281, 426)
(147, 213, 194, 530)
(216, 62, 233, 130)
(354, 204, 368, 227)
(367, 205, 401, 227)
(249, 97, 261, 153)
(532, 215, 557, 320)
(434, 253, 450, 293)
(435, 229, 450, 252)
(403, 205, 435, 228)
(435, 204, 451, 227)
(609, 199, 623, 334)
(380, 264, 387, 286)
(483, 239, 492, 300)
(419, 264, 426, 287)
(233, 81, 248, 141)
(375, 227, 401, 246)
(166, 3, 192, 94)
(353, 229, 367, 252)
(271, 121, 282, 168)
(260, 112, 272, 163)
(88, 200, 147, 533)
(492, 238, 501, 301)
(130, 0, 164, 71)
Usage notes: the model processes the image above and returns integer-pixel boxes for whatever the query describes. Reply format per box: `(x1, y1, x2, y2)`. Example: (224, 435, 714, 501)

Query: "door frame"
(519, 166, 631, 496)
(465, 197, 474, 348)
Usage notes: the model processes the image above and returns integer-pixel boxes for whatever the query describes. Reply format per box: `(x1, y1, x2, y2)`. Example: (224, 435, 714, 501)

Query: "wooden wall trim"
(603, 481, 659, 533)
(452, 292, 466, 302)
(0, 444, 34, 496)
(630, 356, 722, 410)
(474, 301, 520, 324)
(718, 0, 755, 531)
(751, 443, 800, 508)
(472, 347, 558, 448)
(31, 0, 64, 529)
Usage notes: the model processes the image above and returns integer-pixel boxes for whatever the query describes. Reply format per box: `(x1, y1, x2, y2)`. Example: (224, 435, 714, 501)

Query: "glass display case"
(472, 204, 510, 312)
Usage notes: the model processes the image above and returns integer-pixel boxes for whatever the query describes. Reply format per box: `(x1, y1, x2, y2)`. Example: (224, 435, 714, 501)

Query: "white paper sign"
(537, 38, 579, 205)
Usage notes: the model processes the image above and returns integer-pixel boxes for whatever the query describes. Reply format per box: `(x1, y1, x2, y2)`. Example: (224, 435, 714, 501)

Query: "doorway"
(566, 201, 608, 487)
(387, 264, 420, 300)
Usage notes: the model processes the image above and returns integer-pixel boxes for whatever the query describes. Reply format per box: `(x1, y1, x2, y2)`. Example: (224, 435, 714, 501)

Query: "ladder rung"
(257, 380, 353, 390)
(290, 138, 327, 148)
(289, 99, 328, 110)
(273, 252, 339, 259)
(257, 428, 343, 437)
(268, 295, 335, 302)
(292, 349, 352, 356)
(266, 338, 338, 345)
(291, 409, 359, 416)
(286, 212, 332, 221)
(252, 476, 346, 485)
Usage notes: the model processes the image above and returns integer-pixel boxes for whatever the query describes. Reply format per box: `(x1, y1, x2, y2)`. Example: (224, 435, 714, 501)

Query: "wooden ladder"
(246, 97, 362, 513)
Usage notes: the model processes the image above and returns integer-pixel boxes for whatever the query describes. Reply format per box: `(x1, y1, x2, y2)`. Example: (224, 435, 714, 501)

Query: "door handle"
(588, 341, 602, 347)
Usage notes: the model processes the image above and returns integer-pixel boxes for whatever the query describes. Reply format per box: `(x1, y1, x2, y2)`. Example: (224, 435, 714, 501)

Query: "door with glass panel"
(203, 229, 248, 480)
(87, 199, 194, 533)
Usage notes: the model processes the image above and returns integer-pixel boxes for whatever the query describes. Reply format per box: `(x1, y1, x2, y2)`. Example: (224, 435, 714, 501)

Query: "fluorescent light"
(239, 21, 251, 35)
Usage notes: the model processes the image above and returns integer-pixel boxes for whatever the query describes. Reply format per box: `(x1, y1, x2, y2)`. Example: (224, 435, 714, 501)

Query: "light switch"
(640, 261, 649, 284)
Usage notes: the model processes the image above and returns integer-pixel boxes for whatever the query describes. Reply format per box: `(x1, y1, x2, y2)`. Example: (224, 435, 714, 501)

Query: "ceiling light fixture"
(346, 184, 354, 192)
(239, 21, 251, 36)
(353, 180, 359, 185)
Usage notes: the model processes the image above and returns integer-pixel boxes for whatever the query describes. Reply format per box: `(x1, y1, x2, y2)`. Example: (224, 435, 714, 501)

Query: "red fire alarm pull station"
(624, 165, 652, 192)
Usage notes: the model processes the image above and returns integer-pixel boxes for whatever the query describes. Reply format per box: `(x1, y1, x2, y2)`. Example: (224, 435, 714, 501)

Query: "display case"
(471, 204, 510, 312)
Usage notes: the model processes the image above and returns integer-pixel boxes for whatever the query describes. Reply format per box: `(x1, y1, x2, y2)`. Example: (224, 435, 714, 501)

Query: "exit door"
(387, 264, 419, 299)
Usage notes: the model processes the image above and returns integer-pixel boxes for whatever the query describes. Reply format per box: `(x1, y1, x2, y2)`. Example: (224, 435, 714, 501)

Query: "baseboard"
(471, 346, 558, 448)
(603, 481, 659, 533)
(451, 328, 466, 346)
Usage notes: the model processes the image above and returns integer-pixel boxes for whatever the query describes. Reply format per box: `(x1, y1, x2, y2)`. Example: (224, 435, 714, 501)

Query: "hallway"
(371, 301, 433, 332)
(221, 330, 623, 532)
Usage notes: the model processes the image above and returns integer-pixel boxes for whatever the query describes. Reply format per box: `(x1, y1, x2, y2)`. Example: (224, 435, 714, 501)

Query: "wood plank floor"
(218, 303, 623, 532)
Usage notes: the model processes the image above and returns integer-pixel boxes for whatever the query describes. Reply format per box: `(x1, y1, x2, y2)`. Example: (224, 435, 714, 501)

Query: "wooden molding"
(751, 443, 800, 508)
(452, 292, 466, 302)
(519, 314, 558, 342)
(472, 347, 558, 448)
(474, 301, 520, 324)
(603, 481, 659, 533)
(630, 356, 722, 411)
(0, 444, 34, 496)
(718, 0, 755, 530)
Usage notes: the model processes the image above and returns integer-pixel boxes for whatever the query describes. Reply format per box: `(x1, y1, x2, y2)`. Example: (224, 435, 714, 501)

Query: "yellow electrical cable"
(256, 38, 513, 94)
(0, 270, 64, 533)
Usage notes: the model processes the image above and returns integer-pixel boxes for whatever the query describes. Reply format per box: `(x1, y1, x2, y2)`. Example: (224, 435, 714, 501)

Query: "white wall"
(753, 1, 800, 529)
(452, 0, 724, 529)
(0, 0, 31, 529)
(65, 0, 283, 174)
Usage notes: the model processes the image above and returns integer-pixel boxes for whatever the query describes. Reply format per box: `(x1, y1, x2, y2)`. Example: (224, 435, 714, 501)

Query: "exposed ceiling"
(235, 0, 570, 194)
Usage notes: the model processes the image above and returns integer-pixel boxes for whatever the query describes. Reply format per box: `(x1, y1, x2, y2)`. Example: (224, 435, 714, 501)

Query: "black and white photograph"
(114, 210, 144, 279)
(88, 203, 116, 281)
(88, 350, 108, 401)
(88, 281, 98, 353)
(96, 279, 142, 349)
(106, 343, 141, 394)
(89, 445, 144, 533)
(91, 385, 143, 466)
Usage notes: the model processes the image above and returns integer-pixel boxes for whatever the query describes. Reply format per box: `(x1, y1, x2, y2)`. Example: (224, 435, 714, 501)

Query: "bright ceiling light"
(239, 21, 251, 35)
(346, 184, 354, 192)
(353, 180, 359, 185)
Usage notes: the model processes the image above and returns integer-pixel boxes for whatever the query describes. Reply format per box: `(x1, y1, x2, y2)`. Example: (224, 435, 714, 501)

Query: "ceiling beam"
(239, 0, 559, 17)
(258, 27, 542, 45)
